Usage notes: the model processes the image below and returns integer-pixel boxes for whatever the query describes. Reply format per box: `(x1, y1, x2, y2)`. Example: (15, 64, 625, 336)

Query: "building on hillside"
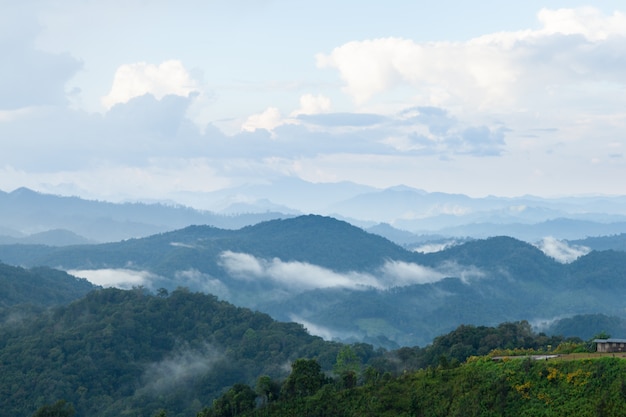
(593, 338, 626, 353)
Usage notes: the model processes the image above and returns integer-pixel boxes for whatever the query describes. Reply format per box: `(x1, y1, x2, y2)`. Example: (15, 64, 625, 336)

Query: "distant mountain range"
(2, 214, 626, 347)
(3, 184, 626, 245)
(0, 187, 293, 243)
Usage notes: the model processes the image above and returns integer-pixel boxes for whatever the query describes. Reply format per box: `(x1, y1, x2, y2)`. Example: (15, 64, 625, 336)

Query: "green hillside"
(0, 262, 96, 309)
(0, 215, 418, 277)
(227, 356, 626, 417)
(0, 288, 348, 417)
(1, 285, 581, 417)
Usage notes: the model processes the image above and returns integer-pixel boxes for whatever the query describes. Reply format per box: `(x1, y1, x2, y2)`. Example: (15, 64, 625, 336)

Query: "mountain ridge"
(2, 214, 626, 347)
(4, 185, 626, 244)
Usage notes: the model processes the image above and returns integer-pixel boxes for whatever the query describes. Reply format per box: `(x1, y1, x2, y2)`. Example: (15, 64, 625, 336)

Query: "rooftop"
(593, 338, 626, 344)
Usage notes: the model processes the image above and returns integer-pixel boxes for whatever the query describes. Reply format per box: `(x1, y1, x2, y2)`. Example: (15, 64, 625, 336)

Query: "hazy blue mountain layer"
(3, 185, 626, 244)
(1, 214, 626, 347)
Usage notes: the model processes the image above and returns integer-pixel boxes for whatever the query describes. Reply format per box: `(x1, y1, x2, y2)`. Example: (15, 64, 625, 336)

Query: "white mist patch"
(219, 251, 265, 279)
(436, 261, 486, 284)
(529, 315, 569, 333)
(141, 344, 223, 394)
(379, 260, 445, 286)
(219, 251, 381, 290)
(535, 237, 590, 263)
(267, 260, 380, 290)
(170, 241, 197, 249)
(68, 268, 155, 289)
(289, 315, 353, 341)
(219, 251, 459, 291)
(174, 269, 230, 300)
(412, 240, 461, 254)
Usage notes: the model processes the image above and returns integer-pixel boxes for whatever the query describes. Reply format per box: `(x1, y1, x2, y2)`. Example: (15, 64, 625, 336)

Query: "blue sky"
(1, 0, 625, 205)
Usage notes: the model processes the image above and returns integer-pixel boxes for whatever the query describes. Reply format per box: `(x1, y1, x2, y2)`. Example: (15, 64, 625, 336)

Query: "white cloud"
(537, 7, 626, 41)
(316, 37, 416, 104)
(2, 4, 626, 201)
(290, 93, 332, 116)
(241, 107, 284, 132)
(534, 237, 590, 263)
(317, 7, 626, 115)
(101, 60, 200, 109)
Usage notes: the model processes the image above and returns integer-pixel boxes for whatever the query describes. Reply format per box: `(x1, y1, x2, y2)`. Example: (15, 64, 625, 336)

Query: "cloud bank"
(317, 8, 626, 114)
(219, 250, 477, 291)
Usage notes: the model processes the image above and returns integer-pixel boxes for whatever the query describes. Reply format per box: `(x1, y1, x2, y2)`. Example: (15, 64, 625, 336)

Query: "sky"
(1, 0, 626, 205)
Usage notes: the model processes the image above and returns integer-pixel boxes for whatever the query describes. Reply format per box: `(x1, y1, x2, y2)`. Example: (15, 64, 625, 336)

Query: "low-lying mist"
(139, 343, 224, 395)
(67, 268, 156, 289)
(534, 237, 590, 263)
(218, 250, 459, 291)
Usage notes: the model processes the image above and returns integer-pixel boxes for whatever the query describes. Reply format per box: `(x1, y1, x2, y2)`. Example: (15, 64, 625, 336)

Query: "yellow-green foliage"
(245, 357, 626, 417)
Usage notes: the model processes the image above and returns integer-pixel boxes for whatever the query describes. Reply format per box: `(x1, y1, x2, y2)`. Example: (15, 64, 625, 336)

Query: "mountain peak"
(10, 187, 39, 196)
(386, 184, 426, 193)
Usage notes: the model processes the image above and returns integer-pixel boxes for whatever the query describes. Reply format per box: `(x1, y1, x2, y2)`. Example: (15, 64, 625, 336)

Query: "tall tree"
(281, 358, 327, 398)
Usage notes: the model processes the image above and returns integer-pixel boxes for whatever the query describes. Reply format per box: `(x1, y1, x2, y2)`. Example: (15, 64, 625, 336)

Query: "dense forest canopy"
(0, 263, 96, 309)
(0, 286, 585, 417)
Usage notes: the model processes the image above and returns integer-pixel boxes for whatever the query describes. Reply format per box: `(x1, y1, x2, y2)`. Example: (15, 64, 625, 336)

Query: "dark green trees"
(255, 375, 280, 405)
(281, 358, 328, 398)
(199, 383, 256, 417)
(333, 345, 361, 388)
(32, 400, 75, 417)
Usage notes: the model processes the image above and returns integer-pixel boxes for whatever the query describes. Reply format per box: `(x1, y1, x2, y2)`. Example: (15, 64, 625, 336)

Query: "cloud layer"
(1, 5, 625, 201)
(317, 8, 626, 114)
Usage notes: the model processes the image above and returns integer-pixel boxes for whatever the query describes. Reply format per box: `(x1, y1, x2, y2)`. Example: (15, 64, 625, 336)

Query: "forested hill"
(0, 214, 418, 274)
(0, 283, 580, 417)
(2, 215, 626, 348)
(228, 356, 626, 417)
(0, 262, 96, 309)
(0, 288, 347, 417)
(222, 215, 416, 271)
